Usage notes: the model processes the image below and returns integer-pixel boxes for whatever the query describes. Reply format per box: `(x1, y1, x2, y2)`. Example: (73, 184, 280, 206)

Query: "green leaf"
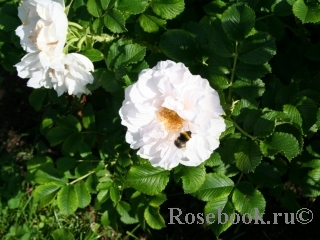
(57, 115, 82, 132)
(51, 229, 74, 240)
(283, 104, 303, 132)
(149, 193, 167, 207)
(116, 0, 148, 14)
(247, 162, 282, 188)
(34, 164, 68, 185)
(293, 0, 320, 23)
(57, 185, 79, 215)
(204, 152, 223, 167)
(116, 201, 139, 224)
(194, 173, 234, 201)
(144, 206, 165, 229)
(174, 164, 206, 193)
(81, 49, 104, 62)
(87, 0, 103, 17)
(221, 3, 255, 41)
(233, 78, 265, 100)
(104, 9, 127, 33)
(62, 133, 84, 156)
(159, 29, 198, 63)
(234, 139, 262, 173)
(238, 32, 276, 65)
(208, 19, 234, 58)
(138, 13, 166, 33)
(82, 103, 95, 130)
(110, 186, 121, 203)
(302, 168, 320, 197)
(32, 183, 61, 207)
(204, 199, 234, 237)
(115, 43, 146, 67)
(29, 89, 47, 111)
(151, 0, 184, 20)
(235, 62, 271, 80)
(74, 181, 91, 208)
(0, 13, 20, 32)
(126, 164, 170, 195)
(296, 97, 318, 135)
(232, 181, 266, 219)
(89, 68, 120, 93)
(260, 132, 300, 160)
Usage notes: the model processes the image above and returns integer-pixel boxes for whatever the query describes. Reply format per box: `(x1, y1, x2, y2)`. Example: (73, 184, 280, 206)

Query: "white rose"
(119, 60, 226, 170)
(16, 51, 94, 97)
(15, 0, 68, 55)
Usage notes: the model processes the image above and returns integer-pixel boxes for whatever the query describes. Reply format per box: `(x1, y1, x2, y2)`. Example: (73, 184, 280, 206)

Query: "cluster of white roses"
(15, 0, 94, 97)
(14, 1, 226, 170)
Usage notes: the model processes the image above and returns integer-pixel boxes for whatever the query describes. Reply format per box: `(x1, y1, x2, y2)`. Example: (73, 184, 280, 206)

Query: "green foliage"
(2, 0, 320, 239)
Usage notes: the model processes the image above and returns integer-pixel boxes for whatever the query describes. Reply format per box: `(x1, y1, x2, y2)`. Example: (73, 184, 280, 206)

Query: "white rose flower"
(16, 51, 94, 97)
(119, 60, 226, 170)
(15, 0, 68, 55)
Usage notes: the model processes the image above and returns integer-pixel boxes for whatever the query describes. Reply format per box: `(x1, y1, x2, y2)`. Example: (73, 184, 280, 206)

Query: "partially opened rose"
(119, 60, 226, 170)
(15, 0, 68, 55)
(16, 51, 94, 97)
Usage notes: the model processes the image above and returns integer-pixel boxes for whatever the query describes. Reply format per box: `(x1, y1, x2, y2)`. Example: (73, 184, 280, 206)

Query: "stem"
(235, 172, 244, 186)
(256, 13, 273, 21)
(69, 170, 95, 185)
(228, 41, 239, 103)
(227, 117, 256, 140)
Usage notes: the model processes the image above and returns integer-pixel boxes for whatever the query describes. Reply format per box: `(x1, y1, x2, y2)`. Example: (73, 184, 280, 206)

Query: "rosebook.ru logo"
(168, 208, 313, 225)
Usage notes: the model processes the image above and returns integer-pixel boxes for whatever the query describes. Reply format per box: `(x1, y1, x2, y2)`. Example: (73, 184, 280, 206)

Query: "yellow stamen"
(157, 107, 184, 131)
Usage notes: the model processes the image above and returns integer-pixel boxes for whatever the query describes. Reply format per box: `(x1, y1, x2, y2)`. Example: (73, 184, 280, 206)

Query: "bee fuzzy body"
(174, 131, 192, 148)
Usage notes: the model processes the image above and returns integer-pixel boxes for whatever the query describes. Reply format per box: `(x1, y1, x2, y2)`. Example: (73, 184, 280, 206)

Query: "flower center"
(157, 107, 184, 131)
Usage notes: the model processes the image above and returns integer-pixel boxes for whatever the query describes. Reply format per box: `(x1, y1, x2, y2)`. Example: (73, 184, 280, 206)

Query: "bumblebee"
(174, 131, 192, 148)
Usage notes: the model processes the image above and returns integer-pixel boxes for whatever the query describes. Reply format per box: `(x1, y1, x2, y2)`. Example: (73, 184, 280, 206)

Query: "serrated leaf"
(74, 181, 91, 208)
(233, 78, 265, 100)
(194, 173, 234, 201)
(138, 13, 166, 33)
(81, 49, 104, 62)
(293, 0, 320, 23)
(302, 168, 320, 197)
(62, 133, 84, 156)
(235, 62, 271, 80)
(247, 162, 282, 188)
(116, 201, 139, 224)
(151, 0, 184, 20)
(126, 165, 170, 195)
(34, 164, 68, 185)
(57, 185, 78, 215)
(208, 19, 234, 58)
(204, 199, 234, 237)
(32, 183, 61, 207)
(144, 206, 165, 229)
(262, 132, 300, 160)
(238, 32, 276, 65)
(87, 0, 103, 17)
(46, 127, 74, 147)
(221, 3, 255, 41)
(283, 104, 302, 132)
(116, 0, 148, 14)
(174, 164, 206, 193)
(296, 97, 318, 135)
(205, 152, 223, 167)
(110, 186, 121, 203)
(232, 181, 266, 219)
(159, 29, 198, 63)
(149, 193, 167, 207)
(115, 43, 146, 67)
(29, 89, 47, 111)
(104, 9, 127, 33)
(234, 139, 262, 173)
(57, 115, 82, 132)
